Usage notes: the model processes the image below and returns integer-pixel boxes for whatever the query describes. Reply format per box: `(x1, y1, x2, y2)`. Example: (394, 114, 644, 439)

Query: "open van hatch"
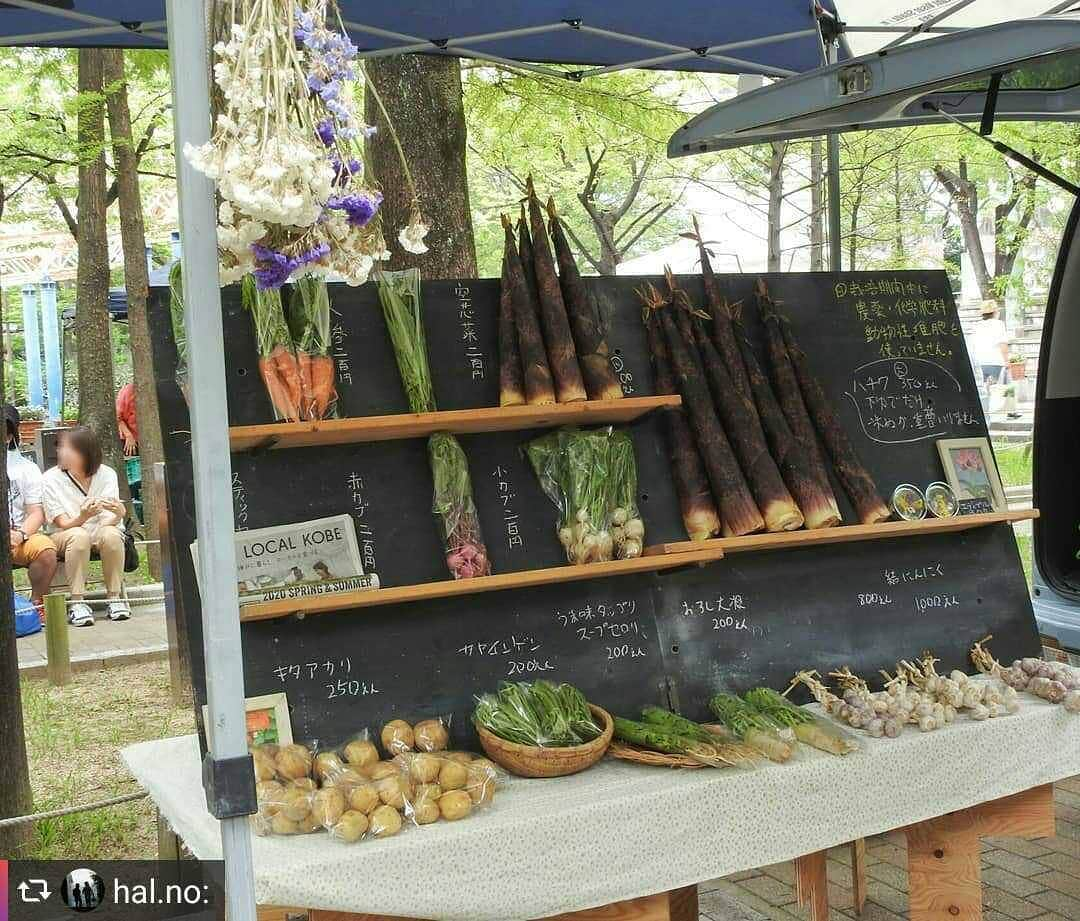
(667, 12, 1080, 625)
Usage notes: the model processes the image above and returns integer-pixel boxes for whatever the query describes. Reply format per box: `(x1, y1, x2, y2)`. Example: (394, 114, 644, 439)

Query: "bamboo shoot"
(547, 197, 624, 401)
(501, 215, 555, 406)
(643, 310, 720, 541)
(525, 177, 587, 403)
(778, 316, 891, 525)
(498, 243, 526, 407)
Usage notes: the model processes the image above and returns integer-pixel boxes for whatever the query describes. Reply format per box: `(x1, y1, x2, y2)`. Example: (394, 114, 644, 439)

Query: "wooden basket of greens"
(473, 681, 613, 778)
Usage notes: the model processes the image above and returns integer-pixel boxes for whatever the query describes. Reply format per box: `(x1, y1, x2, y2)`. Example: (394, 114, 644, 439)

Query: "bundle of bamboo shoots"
(671, 281, 802, 532)
(732, 308, 841, 529)
(547, 197, 624, 401)
(774, 310, 891, 525)
(638, 279, 764, 537)
(497, 231, 525, 407)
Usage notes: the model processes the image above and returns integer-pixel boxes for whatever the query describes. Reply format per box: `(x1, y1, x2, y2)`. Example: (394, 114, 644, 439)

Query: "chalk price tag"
(958, 497, 994, 515)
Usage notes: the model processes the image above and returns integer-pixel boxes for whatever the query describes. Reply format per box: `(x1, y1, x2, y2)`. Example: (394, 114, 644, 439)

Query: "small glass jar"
(892, 483, 927, 521)
(925, 481, 959, 519)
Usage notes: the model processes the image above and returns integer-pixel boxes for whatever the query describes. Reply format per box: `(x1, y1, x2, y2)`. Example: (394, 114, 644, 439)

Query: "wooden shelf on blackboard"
(238, 545, 724, 622)
(645, 509, 1039, 558)
(230, 395, 681, 452)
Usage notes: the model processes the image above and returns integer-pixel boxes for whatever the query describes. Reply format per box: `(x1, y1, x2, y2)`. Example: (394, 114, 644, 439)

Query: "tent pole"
(826, 40, 842, 272)
(165, 3, 257, 920)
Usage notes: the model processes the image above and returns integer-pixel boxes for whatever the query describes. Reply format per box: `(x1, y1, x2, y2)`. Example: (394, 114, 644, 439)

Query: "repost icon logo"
(60, 869, 104, 913)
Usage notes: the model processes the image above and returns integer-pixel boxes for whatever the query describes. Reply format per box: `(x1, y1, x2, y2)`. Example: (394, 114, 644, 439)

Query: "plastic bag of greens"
(608, 429, 645, 559)
(526, 427, 615, 564)
(376, 269, 491, 580)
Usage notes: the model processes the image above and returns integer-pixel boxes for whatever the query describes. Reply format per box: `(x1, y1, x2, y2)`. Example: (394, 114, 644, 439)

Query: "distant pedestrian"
(116, 382, 139, 456)
(971, 300, 1009, 386)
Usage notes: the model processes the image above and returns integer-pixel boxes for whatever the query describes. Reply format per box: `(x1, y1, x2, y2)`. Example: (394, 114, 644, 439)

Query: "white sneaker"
(68, 602, 95, 627)
(107, 601, 131, 621)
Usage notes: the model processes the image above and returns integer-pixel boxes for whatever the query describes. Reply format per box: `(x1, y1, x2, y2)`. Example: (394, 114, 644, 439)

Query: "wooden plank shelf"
(230, 395, 681, 451)
(644, 509, 1039, 558)
(238, 544, 724, 622)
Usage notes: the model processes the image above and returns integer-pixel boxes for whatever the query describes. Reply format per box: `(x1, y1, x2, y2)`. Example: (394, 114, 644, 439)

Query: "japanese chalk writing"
(232, 471, 249, 531)
(346, 471, 376, 572)
(329, 323, 353, 387)
(491, 465, 524, 551)
(456, 283, 485, 381)
(456, 632, 555, 677)
(609, 352, 636, 395)
(883, 562, 945, 586)
(913, 593, 960, 615)
(845, 358, 980, 445)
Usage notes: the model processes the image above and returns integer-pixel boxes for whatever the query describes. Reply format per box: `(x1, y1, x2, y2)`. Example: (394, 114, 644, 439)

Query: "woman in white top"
(42, 425, 129, 626)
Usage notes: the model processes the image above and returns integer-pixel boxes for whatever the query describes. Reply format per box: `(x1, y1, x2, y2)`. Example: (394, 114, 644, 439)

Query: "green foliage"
(465, 67, 719, 275)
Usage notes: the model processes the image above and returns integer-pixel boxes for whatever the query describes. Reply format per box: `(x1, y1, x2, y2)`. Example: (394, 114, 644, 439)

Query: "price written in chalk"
(845, 358, 981, 445)
(556, 599, 651, 663)
(913, 593, 960, 615)
(457, 633, 557, 678)
(680, 596, 766, 637)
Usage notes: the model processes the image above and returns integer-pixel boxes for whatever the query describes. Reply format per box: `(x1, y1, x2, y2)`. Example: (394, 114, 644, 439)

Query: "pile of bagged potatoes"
(251, 717, 502, 842)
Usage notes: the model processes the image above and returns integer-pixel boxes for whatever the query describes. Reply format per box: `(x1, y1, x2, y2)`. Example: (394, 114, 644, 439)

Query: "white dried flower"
(398, 217, 430, 255)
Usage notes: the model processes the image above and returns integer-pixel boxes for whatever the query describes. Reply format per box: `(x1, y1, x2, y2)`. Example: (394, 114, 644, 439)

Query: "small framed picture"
(936, 438, 1006, 512)
(203, 692, 292, 751)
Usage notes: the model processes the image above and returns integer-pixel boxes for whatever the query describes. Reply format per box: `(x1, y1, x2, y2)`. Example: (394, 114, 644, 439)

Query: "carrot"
(258, 355, 296, 422)
(310, 354, 338, 419)
(270, 344, 302, 422)
(296, 349, 315, 420)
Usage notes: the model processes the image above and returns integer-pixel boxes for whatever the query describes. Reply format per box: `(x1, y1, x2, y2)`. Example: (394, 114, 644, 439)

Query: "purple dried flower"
(296, 242, 331, 267)
(251, 244, 297, 290)
(331, 156, 362, 186)
(326, 191, 382, 227)
(316, 119, 335, 146)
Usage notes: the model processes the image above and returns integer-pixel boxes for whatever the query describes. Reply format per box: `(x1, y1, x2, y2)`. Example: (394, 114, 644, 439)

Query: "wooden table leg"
(905, 784, 1055, 921)
(851, 838, 867, 916)
(794, 850, 829, 921)
(305, 886, 698, 921)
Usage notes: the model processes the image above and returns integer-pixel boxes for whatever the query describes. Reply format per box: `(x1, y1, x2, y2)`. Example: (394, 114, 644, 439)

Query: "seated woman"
(42, 426, 129, 626)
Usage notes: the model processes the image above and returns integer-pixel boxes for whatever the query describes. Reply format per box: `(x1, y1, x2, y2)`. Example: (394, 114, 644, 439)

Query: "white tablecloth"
(122, 696, 1080, 921)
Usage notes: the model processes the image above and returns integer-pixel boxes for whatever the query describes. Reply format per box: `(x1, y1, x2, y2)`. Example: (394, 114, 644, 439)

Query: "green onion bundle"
(709, 693, 792, 762)
(744, 687, 859, 755)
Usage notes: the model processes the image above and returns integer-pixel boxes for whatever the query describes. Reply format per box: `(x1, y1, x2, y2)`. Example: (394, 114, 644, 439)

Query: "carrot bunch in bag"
(243, 274, 303, 422)
(376, 269, 491, 580)
(288, 276, 339, 420)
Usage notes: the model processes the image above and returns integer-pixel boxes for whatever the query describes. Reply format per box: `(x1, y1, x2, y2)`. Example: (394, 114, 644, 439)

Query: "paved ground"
(701, 780, 1080, 921)
(16, 596, 167, 674)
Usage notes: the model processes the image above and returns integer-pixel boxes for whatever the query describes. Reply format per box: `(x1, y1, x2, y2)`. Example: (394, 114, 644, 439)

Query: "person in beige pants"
(42, 425, 130, 627)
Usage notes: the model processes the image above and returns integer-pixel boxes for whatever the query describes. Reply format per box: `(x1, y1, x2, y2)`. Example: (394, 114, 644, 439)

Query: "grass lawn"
(13, 553, 157, 594)
(993, 441, 1033, 489)
(1016, 532, 1033, 586)
(15, 661, 193, 859)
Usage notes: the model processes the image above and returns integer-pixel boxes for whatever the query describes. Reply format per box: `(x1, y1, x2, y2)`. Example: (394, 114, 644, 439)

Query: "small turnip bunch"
(528, 428, 625, 565)
(973, 636, 1080, 711)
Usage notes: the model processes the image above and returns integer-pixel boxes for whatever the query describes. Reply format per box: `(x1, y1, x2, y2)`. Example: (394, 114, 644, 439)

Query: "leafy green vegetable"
(474, 681, 600, 747)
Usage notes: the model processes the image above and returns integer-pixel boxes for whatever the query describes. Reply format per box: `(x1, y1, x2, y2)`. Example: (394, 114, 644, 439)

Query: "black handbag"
(123, 519, 140, 573)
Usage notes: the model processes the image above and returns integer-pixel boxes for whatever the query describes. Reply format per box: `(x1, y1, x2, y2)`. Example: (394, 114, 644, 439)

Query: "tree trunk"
(0, 317, 35, 856)
(767, 142, 786, 272)
(894, 157, 904, 260)
(104, 49, 161, 575)
(849, 189, 862, 270)
(76, 49, 130, 501)
(809, 139, 824, 272)
(364, 55, 477, 278)
(935, 160, 994, 302)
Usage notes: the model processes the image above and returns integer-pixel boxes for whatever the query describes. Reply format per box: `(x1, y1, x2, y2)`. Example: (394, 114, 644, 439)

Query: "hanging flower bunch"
(186, 0, 428, 289)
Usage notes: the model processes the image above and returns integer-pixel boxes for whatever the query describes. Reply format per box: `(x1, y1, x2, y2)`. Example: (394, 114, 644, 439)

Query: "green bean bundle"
(474, 681, 599, 747)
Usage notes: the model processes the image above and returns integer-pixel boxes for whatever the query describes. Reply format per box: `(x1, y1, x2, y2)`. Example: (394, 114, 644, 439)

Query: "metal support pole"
(39, 276, 63, 421)
(164, 3, 256, 920)
(21, 284, 44, 408)
(826, 42, 843, 272)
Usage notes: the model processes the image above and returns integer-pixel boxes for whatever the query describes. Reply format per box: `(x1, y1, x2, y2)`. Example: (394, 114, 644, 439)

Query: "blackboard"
(146, 270, 1040, 748)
